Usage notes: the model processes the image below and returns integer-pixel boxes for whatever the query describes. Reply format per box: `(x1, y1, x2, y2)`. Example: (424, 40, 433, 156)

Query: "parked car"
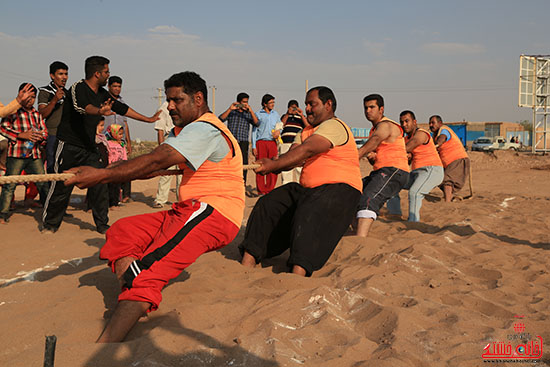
(471, 136, 521, 151)
(471, 137, 493, 151)
(491, 136, 521, 151)
(355, 138, 368, 149)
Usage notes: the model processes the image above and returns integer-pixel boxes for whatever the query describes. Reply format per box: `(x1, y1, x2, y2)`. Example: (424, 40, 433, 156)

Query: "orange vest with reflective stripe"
(299, 118, 362, 192)
(408, 128, 443, 170)
(436, 125, 468, 168)
(371, 118, 409, 172)
(178, 112, 245, 227)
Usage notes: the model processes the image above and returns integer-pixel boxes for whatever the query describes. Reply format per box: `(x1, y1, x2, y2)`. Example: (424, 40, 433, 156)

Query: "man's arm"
(406, 130, 429, 153)
(93, 93, 160, 123)
(0, 83, 33, 118)
(37, 88, 64, 119)
(124, 107, 160, 123)
(219, 103, 237, 121)
(0, 115, 44, 142)
(65, 143, 185, 188)
(434, 133, 447, 147)
(255, 134, 331, 174)
(357, 122, 392, 158)
(281, 113, 290, 124)
(248, 108, 259, 126)
(157, 129, 165, 145)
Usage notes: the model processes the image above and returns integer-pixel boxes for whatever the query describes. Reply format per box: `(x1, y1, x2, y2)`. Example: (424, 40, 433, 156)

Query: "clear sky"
(0, 0, 548, 140)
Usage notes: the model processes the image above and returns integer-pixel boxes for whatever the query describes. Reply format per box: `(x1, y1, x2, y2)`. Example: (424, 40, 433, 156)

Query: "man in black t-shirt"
(38, 61, 69, 173)
(42, 56, 160, 234)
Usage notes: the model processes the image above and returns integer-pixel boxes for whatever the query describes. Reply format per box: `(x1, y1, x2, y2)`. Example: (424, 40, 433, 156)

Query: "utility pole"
(305, 79, 308, 94)
(151, 88, 163, 109)
(210, 85, 217, 114)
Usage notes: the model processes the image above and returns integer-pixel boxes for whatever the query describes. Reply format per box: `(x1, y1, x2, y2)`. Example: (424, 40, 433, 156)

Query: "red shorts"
(100, 199, 239, 311)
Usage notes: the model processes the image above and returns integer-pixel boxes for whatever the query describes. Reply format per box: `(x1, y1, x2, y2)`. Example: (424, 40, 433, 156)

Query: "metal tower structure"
(519, 55, 550, 153)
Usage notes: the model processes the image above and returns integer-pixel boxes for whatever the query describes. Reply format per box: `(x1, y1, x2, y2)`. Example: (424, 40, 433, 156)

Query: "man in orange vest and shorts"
(428, 115, 470, 202)
(65, 71, 245, 343)
(240, 86, 362, 277)
(356, 94, 410, 237)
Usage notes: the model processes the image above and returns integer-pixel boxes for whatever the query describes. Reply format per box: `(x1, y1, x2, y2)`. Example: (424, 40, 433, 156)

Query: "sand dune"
(1, 150, 549, 366)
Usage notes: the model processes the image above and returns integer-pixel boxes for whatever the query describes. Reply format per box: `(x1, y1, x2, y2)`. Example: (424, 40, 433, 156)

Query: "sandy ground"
(0, 150, 549, 367)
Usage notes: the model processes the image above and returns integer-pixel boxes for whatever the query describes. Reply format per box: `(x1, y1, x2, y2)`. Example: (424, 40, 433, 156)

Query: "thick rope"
(0, 164, 261, 185)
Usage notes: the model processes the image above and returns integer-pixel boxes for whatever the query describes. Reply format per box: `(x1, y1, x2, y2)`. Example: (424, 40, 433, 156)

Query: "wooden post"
(44, 335, 57, 367)
(212, 86, 216, 115)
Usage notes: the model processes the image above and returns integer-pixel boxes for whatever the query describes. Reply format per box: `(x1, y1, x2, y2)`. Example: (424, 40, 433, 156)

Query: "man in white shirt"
(152, 101, 181, 208)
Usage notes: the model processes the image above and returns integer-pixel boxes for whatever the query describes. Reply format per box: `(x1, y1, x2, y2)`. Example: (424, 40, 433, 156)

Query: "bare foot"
(241, 252, 257, 268)
(291, 265, 306, 276)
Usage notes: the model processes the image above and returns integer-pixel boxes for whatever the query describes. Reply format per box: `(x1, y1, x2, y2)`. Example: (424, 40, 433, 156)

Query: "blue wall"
(448, 124, 467, 146)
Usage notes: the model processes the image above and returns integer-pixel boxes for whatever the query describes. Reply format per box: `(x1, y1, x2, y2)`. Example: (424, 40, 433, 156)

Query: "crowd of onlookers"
(0, 57, 159, 231)
(0, 58, 307, 230)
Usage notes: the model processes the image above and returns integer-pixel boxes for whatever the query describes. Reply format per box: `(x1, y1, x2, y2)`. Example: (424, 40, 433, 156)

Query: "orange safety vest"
(436, 125, 468, 168)
(299, 118, 362, 192)
(178, 112, 245, 227)
(371, 118, 409, 172)
(408, 128, 443, 170)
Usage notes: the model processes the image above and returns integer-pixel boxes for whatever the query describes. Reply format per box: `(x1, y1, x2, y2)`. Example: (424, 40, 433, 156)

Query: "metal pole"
(532, 57, 537, 153)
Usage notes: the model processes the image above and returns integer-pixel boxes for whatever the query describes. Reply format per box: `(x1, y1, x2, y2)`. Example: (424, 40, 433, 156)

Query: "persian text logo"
(514, 323, 526, 333)
(482, 315, 543, 361)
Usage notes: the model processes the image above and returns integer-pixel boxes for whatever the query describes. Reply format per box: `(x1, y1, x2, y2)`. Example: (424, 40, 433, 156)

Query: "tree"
(518, 119, 532, 132)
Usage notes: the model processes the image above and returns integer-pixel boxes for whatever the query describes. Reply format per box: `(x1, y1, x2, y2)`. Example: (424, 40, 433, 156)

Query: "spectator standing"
(152, 101, 182, 208)
(252, 94, 280, 194)
(219, 92, 259, 183)
(0, 83, 35, 173)
(279, 99, 308, 184)
(38, 61, 69, 173)
(104, 76, 132, 202)
(105, 124, 127, 207)
(0, 83, 48, 223)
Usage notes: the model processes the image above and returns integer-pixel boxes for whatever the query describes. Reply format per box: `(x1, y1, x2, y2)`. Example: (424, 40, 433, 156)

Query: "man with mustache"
(65, 71, 245, 343)
(239, 86, 362, 277)
(429, 115, 470, 202)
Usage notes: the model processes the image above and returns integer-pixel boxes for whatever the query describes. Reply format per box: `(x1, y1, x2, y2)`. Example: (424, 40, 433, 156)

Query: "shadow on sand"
(400, 222, 550, 250)
(84, 311, 279, 367)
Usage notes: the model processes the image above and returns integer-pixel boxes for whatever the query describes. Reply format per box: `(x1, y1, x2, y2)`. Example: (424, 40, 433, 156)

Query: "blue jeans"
(0, 157, 49, 219)
(387, 165, 444, 222)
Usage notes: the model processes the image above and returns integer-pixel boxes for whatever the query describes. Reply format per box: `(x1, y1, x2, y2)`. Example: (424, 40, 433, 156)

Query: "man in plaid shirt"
(0, 83, 48, 223)
(219, 92, 259, 183)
